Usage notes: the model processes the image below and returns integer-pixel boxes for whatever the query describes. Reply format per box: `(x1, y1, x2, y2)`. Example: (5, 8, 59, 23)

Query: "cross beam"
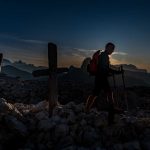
(32, 68, 69, 77)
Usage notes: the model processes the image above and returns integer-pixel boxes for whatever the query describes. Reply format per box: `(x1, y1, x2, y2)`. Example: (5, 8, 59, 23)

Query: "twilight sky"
(0, 0, 150, 71)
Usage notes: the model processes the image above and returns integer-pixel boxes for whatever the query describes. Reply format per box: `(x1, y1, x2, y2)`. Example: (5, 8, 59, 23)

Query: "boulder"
(54, 124, 69, 139)
(38, 119, 55, 131)
(0, 98, 22, 117)
(4, 115, 28, 136)
(123, 141, 141, 150)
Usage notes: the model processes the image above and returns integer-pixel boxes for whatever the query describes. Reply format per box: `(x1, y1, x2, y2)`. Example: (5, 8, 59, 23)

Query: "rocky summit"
(0, 75, 150, 150)
(0, 97, 150, 150)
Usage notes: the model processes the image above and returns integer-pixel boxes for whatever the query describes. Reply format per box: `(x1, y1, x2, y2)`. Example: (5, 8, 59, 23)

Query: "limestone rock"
(0, 98, 22, 117)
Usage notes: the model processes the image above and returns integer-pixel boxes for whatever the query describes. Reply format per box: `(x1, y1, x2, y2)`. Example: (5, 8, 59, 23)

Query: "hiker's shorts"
(93, 74, 111, 96)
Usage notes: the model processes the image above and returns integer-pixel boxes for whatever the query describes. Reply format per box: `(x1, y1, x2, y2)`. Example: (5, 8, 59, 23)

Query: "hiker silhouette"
(85, 42, 124, 125)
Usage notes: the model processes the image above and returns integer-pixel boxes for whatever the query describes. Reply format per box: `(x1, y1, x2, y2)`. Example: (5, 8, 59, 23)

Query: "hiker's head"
(105, 42, 115, 55)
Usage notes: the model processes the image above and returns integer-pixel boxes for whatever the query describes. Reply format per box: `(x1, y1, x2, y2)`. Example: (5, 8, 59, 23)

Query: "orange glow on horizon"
(5, 55, 150, 72)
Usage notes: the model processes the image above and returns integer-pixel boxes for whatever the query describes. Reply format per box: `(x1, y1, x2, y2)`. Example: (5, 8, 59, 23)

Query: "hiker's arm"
(100, 54, 110, 72)
(109, 67, 124, 75)
(101, 55, 119, 74)
(98, 53, 123, 74)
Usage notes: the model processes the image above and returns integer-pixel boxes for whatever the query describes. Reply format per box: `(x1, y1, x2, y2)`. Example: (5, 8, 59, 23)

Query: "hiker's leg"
(85, 76, 99, 112)
(85, 95, 93, 111)
(85, 83, 98, 112)
(103, 76, 113, 104)
(89, 75, 100, 108)
(103, 77, 115, 125)
(85, 95, 98, 112)
(88, 95, 97, 110)
(106, 90, 124, 125)
(106, 91, 115, 125)
(89, 75, 102, 109)
(106, 91, 114, 104)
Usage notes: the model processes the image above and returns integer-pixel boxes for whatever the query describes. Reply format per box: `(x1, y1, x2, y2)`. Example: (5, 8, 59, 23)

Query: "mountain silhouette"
(60, 58, 150, 87)
(3, 58, 12, 66)
(1, 58, 150, 86)
(13, 60, 47, 73)
(1, 65, 32, 80)
(2, 58, 47, 73)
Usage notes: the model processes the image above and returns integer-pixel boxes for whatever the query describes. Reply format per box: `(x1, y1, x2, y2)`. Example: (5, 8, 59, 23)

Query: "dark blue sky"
(0, 0, 150, 71)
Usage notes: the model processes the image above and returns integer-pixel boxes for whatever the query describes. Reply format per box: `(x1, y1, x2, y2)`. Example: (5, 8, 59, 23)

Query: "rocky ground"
(0, 76, 92, 105)
(0, 98, 150, 150)
(0, 77, 49, 104)
(0, 77, 150, 150)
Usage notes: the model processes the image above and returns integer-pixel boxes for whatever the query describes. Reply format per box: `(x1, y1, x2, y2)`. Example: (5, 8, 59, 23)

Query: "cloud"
(0, 34, 48, 66)
(73, 48, 98, 52)
(71, 48, 101, 58)
(111, 51, 128, 63)
(112, 51, 128, 55)
(0, 34, 47, 46)
(0, 35, 149, 71)
(58, 47, 102, 67)
(0, 35, 96, 66)
(0, 44, 48, 66)
(20, 39, 47, 44)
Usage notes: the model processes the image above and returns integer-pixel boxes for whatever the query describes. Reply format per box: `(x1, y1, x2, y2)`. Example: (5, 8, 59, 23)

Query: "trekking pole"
(120, 65, 129, 111)
(112, 73, 119, 106)
(113, 73, 116, 89)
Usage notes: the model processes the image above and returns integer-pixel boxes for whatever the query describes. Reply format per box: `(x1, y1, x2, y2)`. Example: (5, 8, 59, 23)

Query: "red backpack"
(87, 50, 101, 76)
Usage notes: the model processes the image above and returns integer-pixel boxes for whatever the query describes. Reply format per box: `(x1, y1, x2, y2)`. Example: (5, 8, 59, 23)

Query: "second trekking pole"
(120, 65, 129, 111)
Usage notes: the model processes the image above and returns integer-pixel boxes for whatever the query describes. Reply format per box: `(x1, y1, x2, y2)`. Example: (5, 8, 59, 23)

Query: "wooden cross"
(32, 43, 57, 117)
(32, 43, 68, 117)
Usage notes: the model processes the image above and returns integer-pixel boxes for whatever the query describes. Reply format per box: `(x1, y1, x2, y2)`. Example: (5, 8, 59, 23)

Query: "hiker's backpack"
(87, 50, 101, 76)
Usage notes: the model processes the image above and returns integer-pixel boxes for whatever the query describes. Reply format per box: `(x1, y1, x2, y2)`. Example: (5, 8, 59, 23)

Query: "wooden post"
(0, 53, 3, 72)
(48, 43, 58, 117)
(32, 43, 67, 117)
(0, 53, 3, 65)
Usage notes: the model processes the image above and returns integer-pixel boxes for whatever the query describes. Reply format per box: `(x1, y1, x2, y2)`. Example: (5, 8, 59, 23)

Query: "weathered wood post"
(48, 43, 58, 117)
(0, 53, 3, 72)
(32, 43, 58, 117)
(32, 43, 68, 117)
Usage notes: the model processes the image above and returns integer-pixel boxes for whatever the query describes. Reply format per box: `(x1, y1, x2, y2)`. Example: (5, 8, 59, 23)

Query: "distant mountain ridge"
(2, 58, 149, 74)
(1, 65, 33, 79)
(62, 58, 150, 87)
(2, 58, 47, 73)
(3, 58, 12, 66)
(1, 58, 150, 86)
(1, 58, 69, 80)
(114, 64, 147, 73)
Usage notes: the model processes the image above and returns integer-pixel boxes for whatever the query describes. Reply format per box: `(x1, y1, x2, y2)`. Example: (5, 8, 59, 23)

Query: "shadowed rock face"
(80, 57, 91, 73)
(1, 65, 33, 79)
(0, 98, 150, 150)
